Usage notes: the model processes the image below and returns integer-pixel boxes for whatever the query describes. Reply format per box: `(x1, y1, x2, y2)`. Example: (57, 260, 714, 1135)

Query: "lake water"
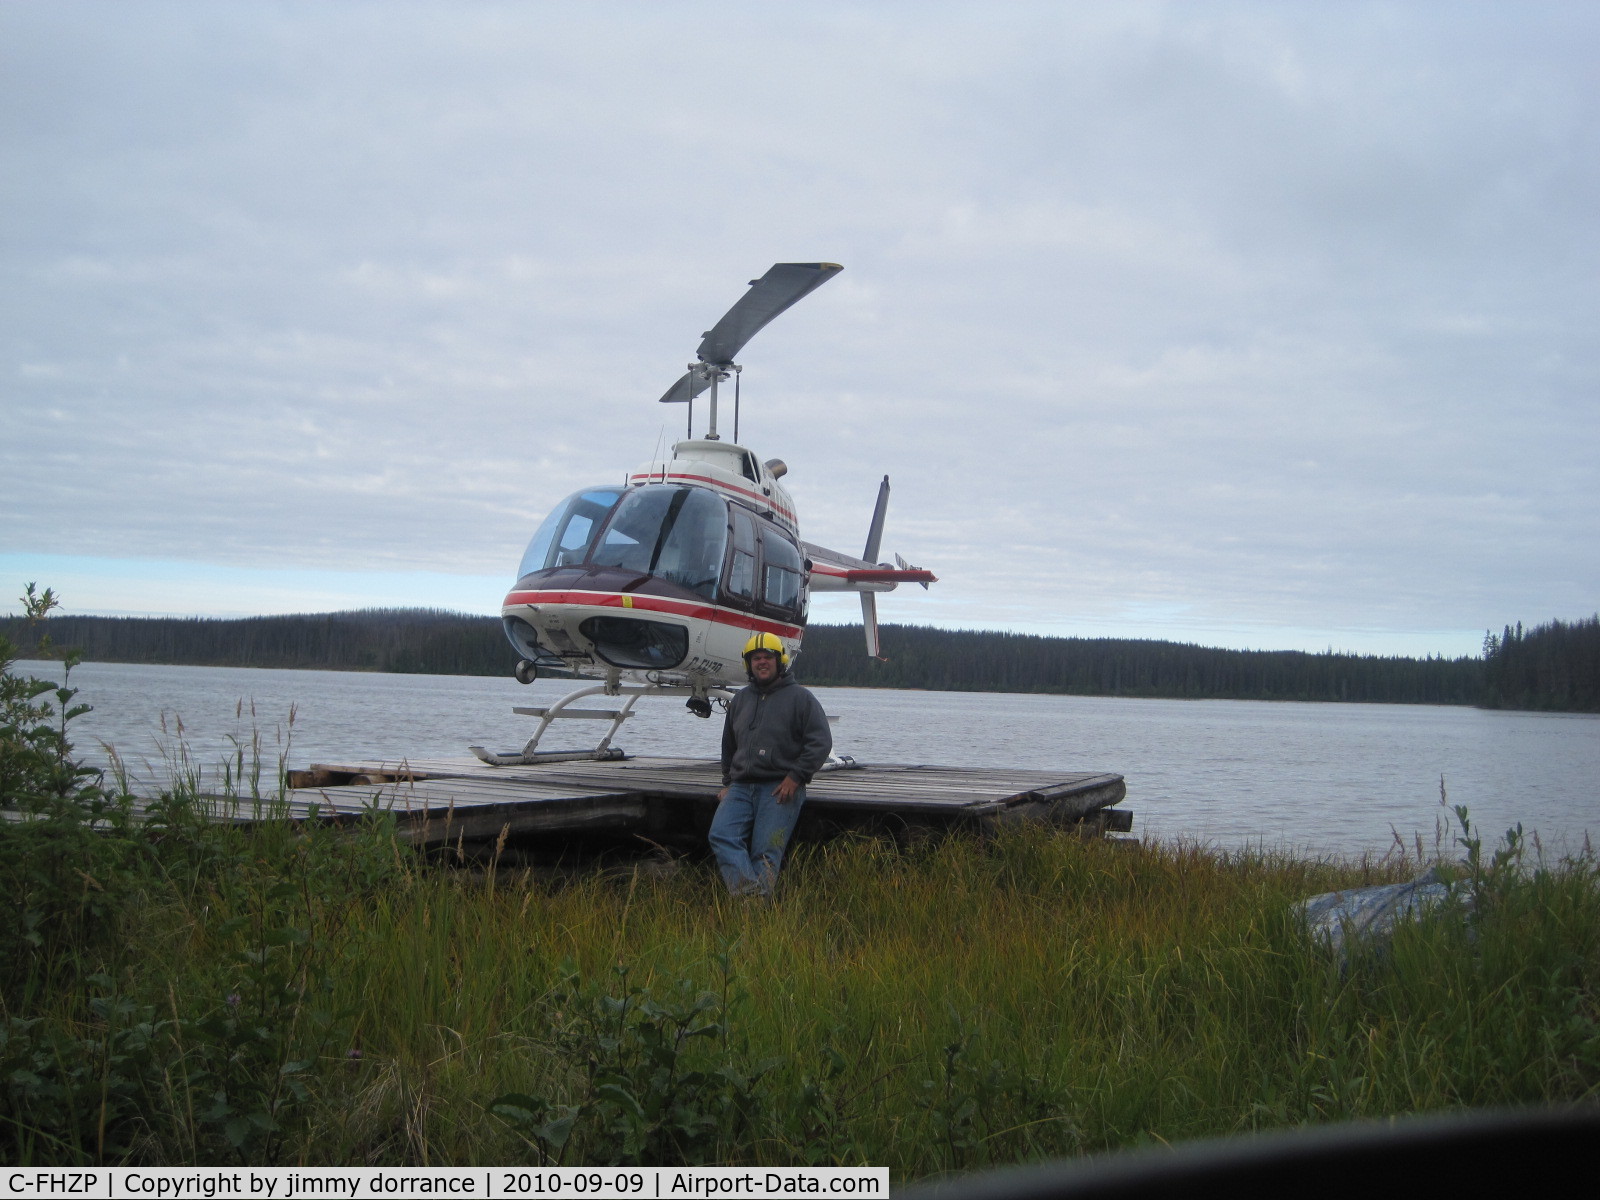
(17, 659, 1600, 861)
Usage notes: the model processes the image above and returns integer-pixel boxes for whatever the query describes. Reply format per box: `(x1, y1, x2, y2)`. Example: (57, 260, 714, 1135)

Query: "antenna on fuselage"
(659, 262, 842, 440)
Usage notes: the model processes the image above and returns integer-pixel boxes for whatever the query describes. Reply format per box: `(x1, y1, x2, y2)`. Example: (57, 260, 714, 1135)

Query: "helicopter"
(471, 262, 936, 766)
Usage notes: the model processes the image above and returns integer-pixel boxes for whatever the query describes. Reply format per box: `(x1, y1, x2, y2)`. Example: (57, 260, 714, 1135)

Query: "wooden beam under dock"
(271, 756, 1130, 851)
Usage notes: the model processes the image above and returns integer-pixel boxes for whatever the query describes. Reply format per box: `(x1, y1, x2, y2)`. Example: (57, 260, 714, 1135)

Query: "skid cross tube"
(471, 682, 735, 766)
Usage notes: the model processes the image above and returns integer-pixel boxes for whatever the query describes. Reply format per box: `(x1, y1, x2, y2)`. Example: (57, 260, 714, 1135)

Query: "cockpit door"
(720, 504, 806, 622)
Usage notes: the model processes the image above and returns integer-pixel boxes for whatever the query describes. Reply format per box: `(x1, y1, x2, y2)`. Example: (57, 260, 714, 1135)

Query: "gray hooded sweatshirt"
(720, 672, 832, 786)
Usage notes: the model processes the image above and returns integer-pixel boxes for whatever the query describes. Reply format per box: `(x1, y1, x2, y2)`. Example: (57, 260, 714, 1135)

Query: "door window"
(760, 527, 804, 618)
(726, 508, 757, 602)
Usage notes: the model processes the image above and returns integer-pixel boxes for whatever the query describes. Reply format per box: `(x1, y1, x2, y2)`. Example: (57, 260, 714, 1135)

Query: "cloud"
(3, 1, 1597, 656)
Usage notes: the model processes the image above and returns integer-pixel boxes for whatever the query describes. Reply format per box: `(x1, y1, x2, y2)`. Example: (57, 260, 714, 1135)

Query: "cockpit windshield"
(516, 484, 729, 602)
(590, 486, 728, 598)
(516, 487, 624, 578)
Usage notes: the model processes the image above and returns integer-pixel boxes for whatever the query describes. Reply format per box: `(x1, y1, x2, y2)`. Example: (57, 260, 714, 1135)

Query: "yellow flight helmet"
(742, 631, 791, 672)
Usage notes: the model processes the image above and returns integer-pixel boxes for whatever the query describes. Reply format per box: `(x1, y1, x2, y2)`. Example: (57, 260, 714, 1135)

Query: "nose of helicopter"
(504, 606, 690, 673)
(577, 613, 689, 670)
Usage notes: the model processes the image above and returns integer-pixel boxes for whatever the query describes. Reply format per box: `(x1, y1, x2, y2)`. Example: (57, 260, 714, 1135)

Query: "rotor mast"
(694, 361, 744, 441)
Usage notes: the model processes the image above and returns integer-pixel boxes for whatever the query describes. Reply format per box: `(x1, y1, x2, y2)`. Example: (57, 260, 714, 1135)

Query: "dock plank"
(271, 755, 1129, 848)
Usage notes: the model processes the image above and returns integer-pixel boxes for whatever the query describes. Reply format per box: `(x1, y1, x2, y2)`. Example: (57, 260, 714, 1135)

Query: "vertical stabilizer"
(861, 593, 882, 659)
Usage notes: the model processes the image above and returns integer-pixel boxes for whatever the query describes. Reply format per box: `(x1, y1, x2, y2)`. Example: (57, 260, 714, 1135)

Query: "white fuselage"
(500, 439, 807, 693)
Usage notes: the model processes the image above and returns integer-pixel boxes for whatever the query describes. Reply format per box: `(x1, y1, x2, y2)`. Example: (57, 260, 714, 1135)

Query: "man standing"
(710, 632, 832, 897)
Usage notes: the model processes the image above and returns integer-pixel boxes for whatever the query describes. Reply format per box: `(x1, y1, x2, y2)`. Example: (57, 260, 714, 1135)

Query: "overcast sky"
(3, 1, 1596, 657)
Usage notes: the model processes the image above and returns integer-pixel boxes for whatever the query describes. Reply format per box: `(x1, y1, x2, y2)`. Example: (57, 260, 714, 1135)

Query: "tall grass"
(3, 624, 1598, 1172)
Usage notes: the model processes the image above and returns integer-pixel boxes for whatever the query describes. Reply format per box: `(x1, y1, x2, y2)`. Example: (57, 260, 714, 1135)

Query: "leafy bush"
(0, 585, 140, 1003)
(0, 585, 381, 1165)
(494, 953, 779, 1166)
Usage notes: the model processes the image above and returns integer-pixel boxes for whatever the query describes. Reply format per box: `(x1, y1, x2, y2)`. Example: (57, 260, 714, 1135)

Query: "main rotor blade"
(658, 370, 709, 404)
(696, 262, 842, 367)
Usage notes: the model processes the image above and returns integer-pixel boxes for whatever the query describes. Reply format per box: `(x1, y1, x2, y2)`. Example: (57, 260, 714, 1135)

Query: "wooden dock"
(270, 756, 1130, 856)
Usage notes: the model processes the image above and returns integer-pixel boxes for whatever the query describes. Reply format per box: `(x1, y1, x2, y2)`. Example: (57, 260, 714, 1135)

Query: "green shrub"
(1, 585, 141, 1005)
(0, 586, 385, 1165)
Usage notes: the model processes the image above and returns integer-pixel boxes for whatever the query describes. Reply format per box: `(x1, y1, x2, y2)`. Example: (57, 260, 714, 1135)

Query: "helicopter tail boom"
(807, 562, 939, 588)
(802, 474, 936, 659)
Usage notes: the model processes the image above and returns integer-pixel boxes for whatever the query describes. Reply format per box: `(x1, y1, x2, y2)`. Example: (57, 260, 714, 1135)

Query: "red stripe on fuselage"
(502, 590, 803, 639)
(625, 471, 797, 527)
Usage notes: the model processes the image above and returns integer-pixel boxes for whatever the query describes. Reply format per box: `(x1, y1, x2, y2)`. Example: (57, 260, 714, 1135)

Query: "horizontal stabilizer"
(804, 538, 937, 592)
(897, 552, 932, 590)
(840, 566, 938, 586)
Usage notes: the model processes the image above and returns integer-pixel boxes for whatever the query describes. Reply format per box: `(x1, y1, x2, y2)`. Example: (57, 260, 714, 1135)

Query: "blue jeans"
(709, 779, 806, 896)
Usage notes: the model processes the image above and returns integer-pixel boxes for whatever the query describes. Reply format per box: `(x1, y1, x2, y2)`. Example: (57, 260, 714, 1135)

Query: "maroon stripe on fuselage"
(626, 471, 797, 528)
(502, 589, 803, 639)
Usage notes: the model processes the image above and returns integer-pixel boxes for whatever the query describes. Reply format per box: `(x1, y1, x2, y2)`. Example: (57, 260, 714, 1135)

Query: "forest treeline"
(3, 604, 1536, 710)
(1, 609, 513, 677)
(5, 607, 1597, 710)
(1481, 616, 1600, 713)
(798, 623, 1483, 704)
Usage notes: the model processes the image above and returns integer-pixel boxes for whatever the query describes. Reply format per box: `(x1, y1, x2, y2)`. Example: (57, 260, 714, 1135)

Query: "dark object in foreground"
(907, 1107, 1599, 1199)
(1296, 866, 1462, 966)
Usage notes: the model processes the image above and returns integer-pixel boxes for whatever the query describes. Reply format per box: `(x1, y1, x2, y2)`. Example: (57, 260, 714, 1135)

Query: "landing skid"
(469, 681, 735, 767)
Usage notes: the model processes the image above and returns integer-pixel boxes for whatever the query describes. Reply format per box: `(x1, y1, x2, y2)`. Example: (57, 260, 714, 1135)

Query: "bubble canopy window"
(516, 485, 730, 601)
